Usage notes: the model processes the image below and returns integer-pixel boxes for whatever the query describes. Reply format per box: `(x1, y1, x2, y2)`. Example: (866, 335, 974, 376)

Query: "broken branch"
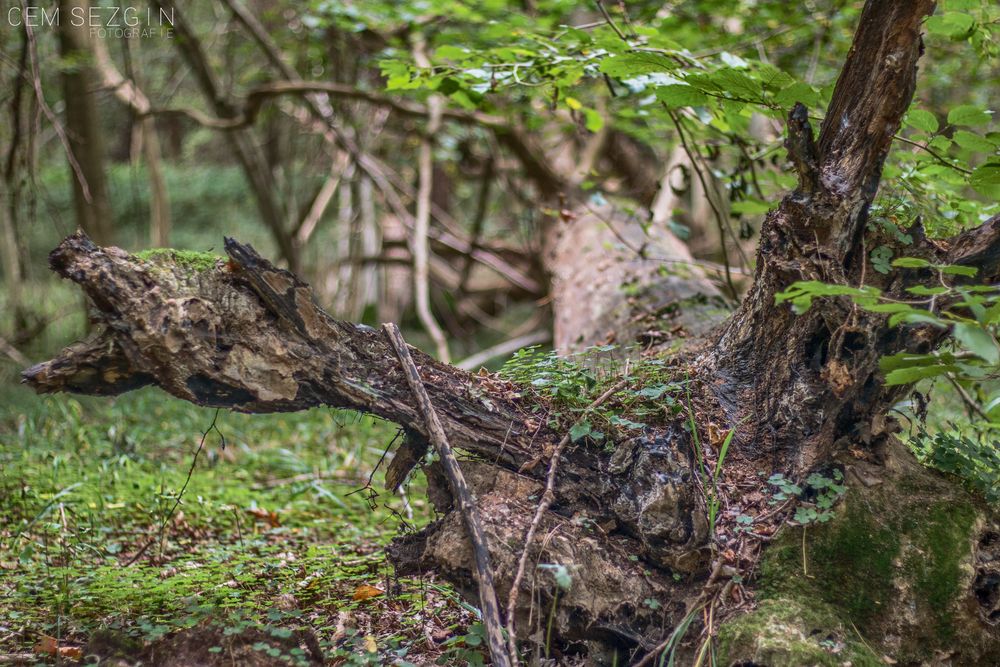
(382, 323, 511, 667)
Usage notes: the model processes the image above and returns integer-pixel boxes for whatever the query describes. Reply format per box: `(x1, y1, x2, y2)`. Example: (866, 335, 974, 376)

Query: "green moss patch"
(134, 248, 224, 273)
(736, 475, 984, 664)
(717, 598, 881, 667)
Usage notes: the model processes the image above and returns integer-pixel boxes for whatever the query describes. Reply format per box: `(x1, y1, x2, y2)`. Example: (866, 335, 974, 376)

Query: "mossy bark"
(719, 440, 999, 666)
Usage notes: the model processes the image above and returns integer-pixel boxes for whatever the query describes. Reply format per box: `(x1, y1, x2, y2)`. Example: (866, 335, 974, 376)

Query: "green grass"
(0, 386, 482, 665)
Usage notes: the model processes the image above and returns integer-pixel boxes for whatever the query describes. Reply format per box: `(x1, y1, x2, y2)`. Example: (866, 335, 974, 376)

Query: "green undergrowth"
(0, 387, 482, 665)
(719, 475, 984, 665)
(498, 344, 687, 447)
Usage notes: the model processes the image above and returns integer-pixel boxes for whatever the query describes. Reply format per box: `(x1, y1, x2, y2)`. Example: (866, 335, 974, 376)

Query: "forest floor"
(0, 387, 487, 666)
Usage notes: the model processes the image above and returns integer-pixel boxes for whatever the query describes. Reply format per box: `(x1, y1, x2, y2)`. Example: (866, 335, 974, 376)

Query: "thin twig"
(505, 378, 628, 664)
(0, 335, 28, 366)
(944, 373, 989, 421)
(411, 36, 451, 363)
(123, 409, 223, 566)
(22, 20, 91, 204)
(382, 323, 511, 667)
(594, 0, 629, 42)
(893, 134, 973, 175)
(668, 110, 746, 296)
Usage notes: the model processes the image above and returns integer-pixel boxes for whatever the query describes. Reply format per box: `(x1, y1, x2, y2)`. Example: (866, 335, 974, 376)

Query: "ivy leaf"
(953, 323, 1000, 365)
(871, 245, 893, 274)
(638, 384, 669, 399)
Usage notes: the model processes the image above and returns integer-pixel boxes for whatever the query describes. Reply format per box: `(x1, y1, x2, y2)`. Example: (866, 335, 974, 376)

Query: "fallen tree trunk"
(21, 224, 1000, 664)
(20, 0, 1000, 664)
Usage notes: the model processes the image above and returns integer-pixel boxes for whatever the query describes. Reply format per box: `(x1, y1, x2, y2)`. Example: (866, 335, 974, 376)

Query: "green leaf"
(891, 257, 931, 269)
(871, 245, 893, 274)
(971, 163, 1000, 197)
(906, 109, 939, 134)
(582, 108, 604, 133)
(638, 384, 670, 399)
(710, 68, 761, 99)
(730, 199, 772, 215)
(906, 285, 949, 296)
(655, 85, 709, 108)
(884, 364, 961, 385)
(569, 421, 592, 443)
(953, 130, 997, 153)
(774, 82, 821, 108)
(861, 302, 915, 314)
(889, 311, 947, 327)
(938, 264, 978, 277)
(948, 104, 992, 127)
(435, 45, 468, 61)
(953, 322, 1000, 365)
(925, 12, 976, 39)
(599, 53, 675, 77)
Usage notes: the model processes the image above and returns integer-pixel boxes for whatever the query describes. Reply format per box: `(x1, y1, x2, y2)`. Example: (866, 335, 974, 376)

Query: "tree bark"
(21, 1, 1000, 664)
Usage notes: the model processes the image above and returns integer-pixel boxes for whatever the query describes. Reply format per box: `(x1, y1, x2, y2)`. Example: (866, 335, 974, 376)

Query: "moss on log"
(718, 440, 1000, 666)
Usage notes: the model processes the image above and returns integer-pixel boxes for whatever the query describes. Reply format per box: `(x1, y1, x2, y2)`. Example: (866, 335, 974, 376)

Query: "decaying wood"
(705, 0, 997, 470)
(505, 378, 627, 664)
(547, 204, 730, 354)
(383, 323, 511, 667)
(22, 232, 708, 653)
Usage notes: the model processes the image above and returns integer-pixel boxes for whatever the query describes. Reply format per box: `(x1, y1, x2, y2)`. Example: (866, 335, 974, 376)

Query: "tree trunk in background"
(58, 0, 114, 247)
(128, 37, 172, 247)
(0, 177, 24, 328)
(93, 31, 171, 247)
(546, 204, 729, 354)
(140, 117, 171, 247)
(151, 0, 298, 272)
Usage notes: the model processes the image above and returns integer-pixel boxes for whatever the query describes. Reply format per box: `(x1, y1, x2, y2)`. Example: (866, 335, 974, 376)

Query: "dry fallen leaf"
(34, 635, 83, 661)
(60, 646, 83, 660)
(363, 635, 378, 653)
(34, 634, 58, 655)
(246, 506, 281, 528)
(352, 584, 384, 601)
